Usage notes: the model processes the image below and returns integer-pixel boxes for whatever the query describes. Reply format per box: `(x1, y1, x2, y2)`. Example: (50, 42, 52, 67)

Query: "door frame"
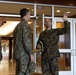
(73, 19, 76, 75)
(42, 16, 74, 75)
(55, 18, 74, 75)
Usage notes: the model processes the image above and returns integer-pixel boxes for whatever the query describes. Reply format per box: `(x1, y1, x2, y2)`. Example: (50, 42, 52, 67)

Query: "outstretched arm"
(57, 13, 70, 35)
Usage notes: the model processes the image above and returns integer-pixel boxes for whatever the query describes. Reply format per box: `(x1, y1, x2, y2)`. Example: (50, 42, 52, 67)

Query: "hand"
(30, 54, 34, 62)
(62, 13, 68, 21)
(36, 44, 41, 49)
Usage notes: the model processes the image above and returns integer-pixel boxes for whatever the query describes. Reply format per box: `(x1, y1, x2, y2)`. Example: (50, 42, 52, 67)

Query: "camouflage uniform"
(37, 21, 70, 75)
(13, 19, 32, 75)
(0, 37, 2, 61)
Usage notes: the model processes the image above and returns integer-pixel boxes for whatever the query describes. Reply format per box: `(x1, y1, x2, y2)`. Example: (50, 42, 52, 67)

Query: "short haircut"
(20, 8, 29, 18)
(44, 18, 52, 22)
(49, 18, 52, 22)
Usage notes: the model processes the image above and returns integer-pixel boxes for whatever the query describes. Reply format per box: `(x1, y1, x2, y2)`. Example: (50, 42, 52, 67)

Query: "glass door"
(42, 16, 73, 75)
(35, 5, 75, 75)
(54, 18, 73, 75)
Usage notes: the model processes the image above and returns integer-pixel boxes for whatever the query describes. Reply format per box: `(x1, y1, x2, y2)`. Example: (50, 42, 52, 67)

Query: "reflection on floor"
(0, 50, 15, 75)
(0, 50, 70, 75)
(0, 59, 42, 75)
(0, 50, 42, 75)
(0, 60, 15, 75)
(0, 57, 70, 75)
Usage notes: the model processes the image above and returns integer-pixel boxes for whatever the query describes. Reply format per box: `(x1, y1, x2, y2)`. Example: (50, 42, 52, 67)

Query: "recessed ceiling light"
(32, 9, 34, 11)
(66, 12, 71, 13)
(11, 36, 13, 37)
(28, 22, 32, 24)
(27, 8, 29, 9)
(56, 10, 60, 12)
(36, 25, 39, 27)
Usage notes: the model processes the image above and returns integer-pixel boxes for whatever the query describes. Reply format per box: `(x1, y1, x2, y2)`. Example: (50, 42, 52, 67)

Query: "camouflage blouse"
(37, 21, 70, 58)
(13, 19, 32, 59)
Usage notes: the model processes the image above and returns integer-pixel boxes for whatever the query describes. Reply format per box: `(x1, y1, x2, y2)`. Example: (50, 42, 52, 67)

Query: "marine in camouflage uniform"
(37, 15, 70, 75)
(0, 37, 2, 62)
(13, 19, 32, 75)
(13, 8, 34, 75)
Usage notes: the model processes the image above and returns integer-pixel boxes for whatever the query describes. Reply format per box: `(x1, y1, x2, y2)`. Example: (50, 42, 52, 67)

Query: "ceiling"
(0, 2, 76, 37)
(0, 2, 34, 15)
(0, 2, 76, 17)
(54, 7, 76, 17)
(1, 0, 76, 6)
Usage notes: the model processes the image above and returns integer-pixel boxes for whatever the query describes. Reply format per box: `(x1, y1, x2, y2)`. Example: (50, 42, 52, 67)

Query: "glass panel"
(1, 40, 9, 60)
(0, 3, 34, 15)
(36, 18, 42, 42)
(29, 19, 34, 49)
(36, 18, 42, 73)
(37, 5, 52, 17)
(36, 53, 42, 73)
(59, 53, 71, 71)
(0, 18, 34, 49)
(0, 17, 33, 36)
(56, 22, 70, 49)
(54, 6, 76, 18)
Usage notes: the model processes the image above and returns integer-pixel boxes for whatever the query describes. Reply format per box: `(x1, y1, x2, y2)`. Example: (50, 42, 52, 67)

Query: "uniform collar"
(44, 29, 53, 33)
(21, 18, 27, 23)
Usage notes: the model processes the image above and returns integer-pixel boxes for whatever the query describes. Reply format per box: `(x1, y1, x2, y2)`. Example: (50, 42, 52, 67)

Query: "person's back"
(13, 8, 34, 75)
(13, 19, 29, 59)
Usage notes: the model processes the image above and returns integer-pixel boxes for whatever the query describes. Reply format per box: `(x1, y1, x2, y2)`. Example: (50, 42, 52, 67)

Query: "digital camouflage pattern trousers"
(15, 54, 30, 75)
(41, 56, 59, 75)
(16, 60, 30, 75)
